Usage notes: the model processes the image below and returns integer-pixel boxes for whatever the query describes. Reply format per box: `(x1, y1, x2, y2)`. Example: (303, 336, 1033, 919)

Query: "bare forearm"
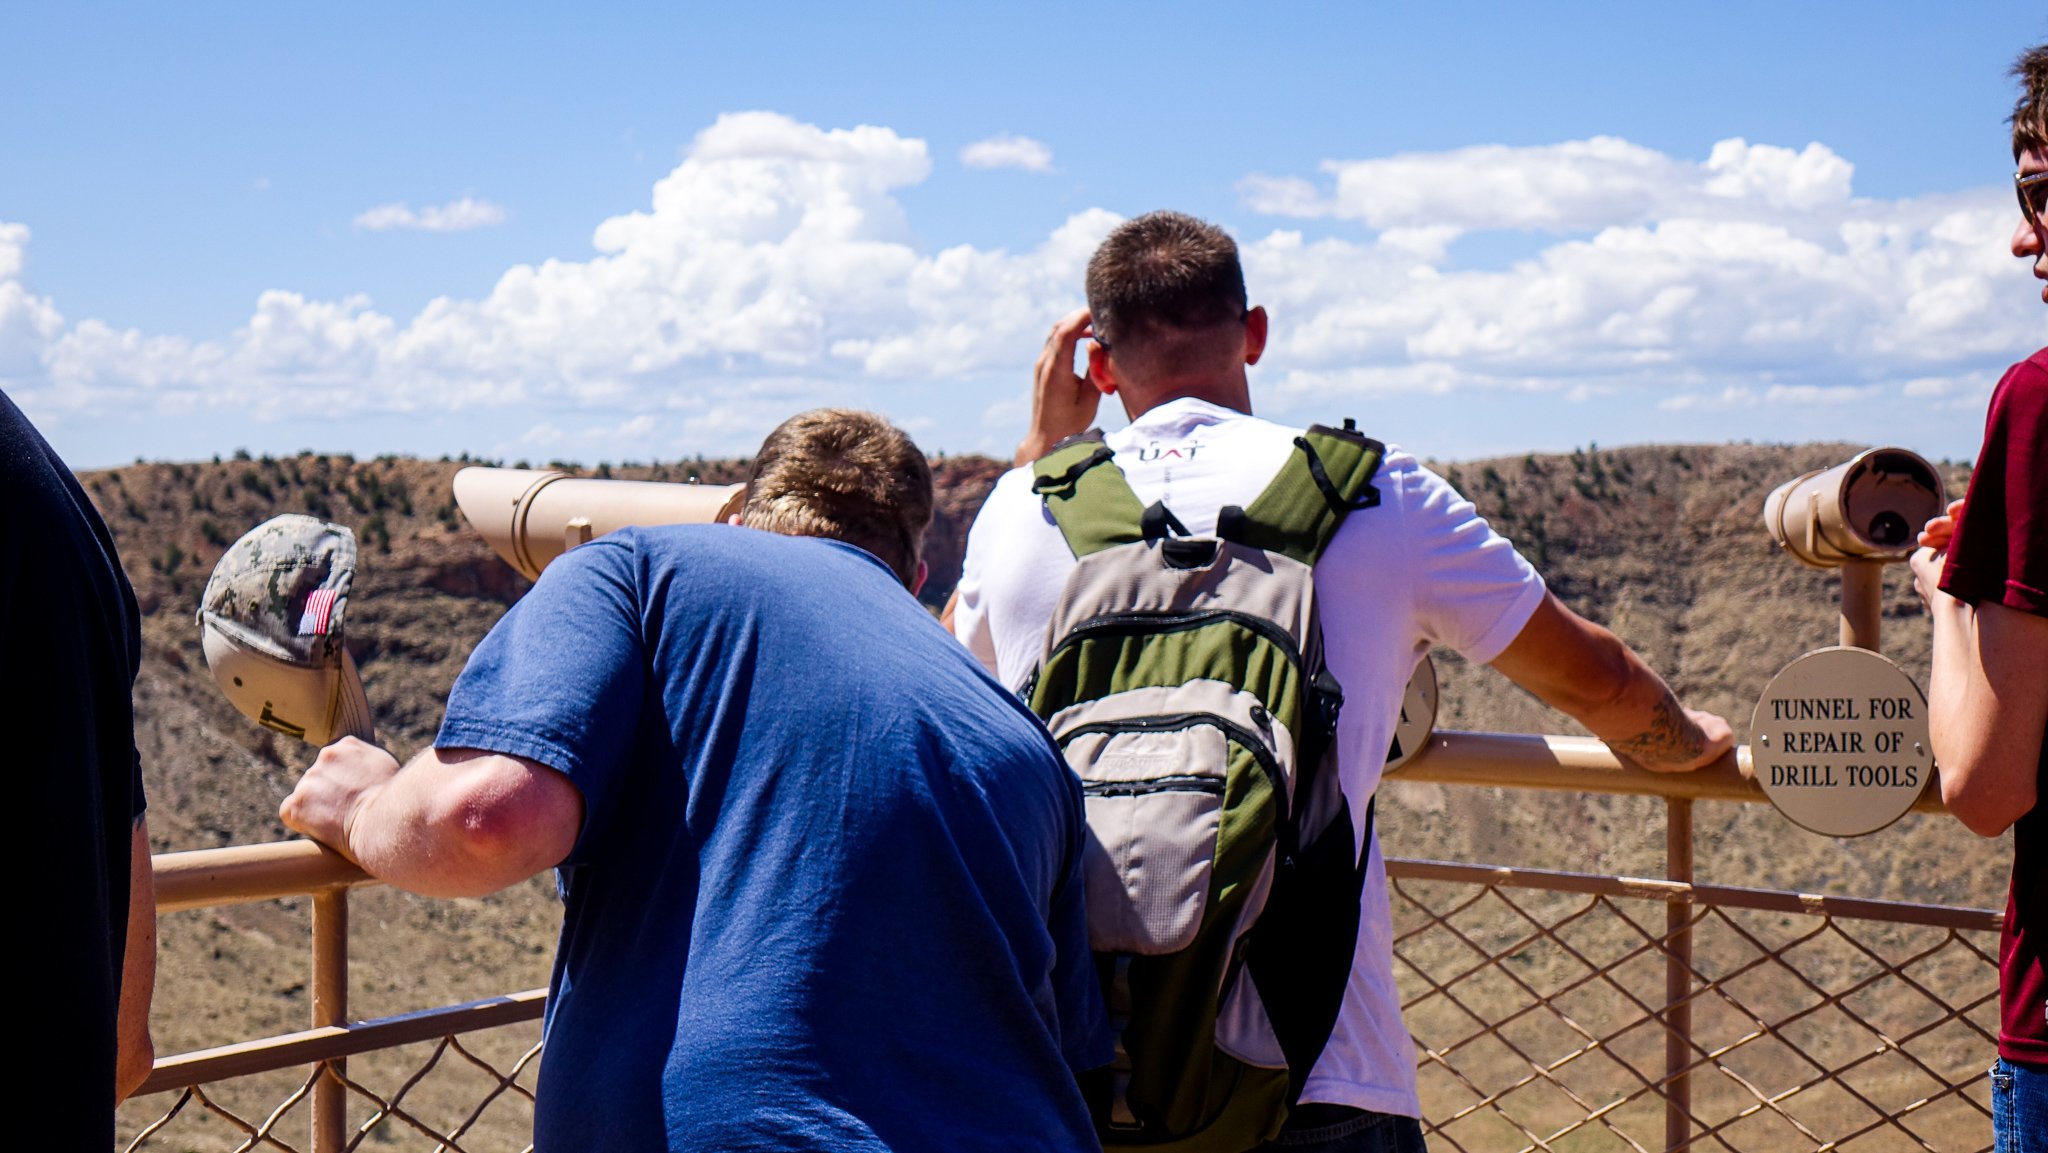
(115, 817, 156, 1102)
(341, 776, 474, 897)
(1491, 598, 1723, 771)
(1923, 594, 1977, 771)
(342, 754, 551, 898)
(1565, 655, 1711, 768)
(1924, 595, 2046, 835)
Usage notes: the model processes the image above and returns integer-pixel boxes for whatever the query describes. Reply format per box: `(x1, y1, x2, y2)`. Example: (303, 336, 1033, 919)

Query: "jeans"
(1993, 1057, 2048, 1153)
(1254, 1104, 1427, 1152)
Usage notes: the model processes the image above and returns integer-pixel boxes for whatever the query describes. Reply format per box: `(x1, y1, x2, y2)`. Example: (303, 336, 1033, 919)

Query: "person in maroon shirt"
(1912, 43, 2048, 1153)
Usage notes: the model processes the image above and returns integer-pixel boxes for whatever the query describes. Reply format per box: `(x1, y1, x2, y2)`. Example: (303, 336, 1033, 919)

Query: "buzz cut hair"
(2014, 43, 2048, 159)
(1085, 211, 1248, 349)
(741, 408, 933, 588)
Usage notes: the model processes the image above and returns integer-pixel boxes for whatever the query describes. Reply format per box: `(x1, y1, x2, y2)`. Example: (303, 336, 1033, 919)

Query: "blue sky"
(4, 1, 2045, 467)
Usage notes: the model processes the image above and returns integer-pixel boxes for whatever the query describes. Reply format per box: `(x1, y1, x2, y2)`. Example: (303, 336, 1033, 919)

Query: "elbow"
(435, 759, 580, 890)
(115, 1032, 154, 1102)
(1939, 764, 2035, 838)
(1553, 628, 1638, 720)
(449, 793, 548, 867)
(438, 796, 546, 889)
(1945, 797, 2022, 838)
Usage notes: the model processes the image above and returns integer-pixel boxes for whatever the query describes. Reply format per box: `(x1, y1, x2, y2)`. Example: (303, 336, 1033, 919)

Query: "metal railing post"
(1664, 797, 1694, 1152)
(1839, 558, 1884, 651)
(312, 886, 349, 1153)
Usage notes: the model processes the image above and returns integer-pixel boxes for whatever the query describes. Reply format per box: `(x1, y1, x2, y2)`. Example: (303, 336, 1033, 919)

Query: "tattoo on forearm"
(1610, 695, 1705, 766)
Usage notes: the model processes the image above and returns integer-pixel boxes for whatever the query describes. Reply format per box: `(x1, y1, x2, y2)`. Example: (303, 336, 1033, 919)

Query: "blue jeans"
(1255, 1105, 1427, 1152)
(1993, 1057, 2048, 1153)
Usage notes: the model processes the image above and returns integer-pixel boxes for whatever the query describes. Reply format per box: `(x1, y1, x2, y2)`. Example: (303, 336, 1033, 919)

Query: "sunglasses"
(2019, 170, 2048, 230)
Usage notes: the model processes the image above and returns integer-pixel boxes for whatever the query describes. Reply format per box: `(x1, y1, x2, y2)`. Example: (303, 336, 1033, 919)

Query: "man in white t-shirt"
(950, 211, 1734, 1152)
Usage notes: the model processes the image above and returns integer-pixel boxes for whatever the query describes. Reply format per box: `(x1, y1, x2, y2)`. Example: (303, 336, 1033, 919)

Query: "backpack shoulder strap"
(1030, 431, 1147, 558)
(1218, 420, 1386, 567)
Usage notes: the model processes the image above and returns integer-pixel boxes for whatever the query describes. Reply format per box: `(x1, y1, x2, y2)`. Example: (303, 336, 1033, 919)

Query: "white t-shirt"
(953, 397, 1546, 1118)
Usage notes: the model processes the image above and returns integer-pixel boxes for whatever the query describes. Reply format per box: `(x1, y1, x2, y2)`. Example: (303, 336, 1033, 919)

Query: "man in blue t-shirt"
(281, 409, 1109, 1151)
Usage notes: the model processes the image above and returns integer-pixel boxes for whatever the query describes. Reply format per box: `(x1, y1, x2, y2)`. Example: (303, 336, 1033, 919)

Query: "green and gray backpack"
(1024, 420, 1386, 1152)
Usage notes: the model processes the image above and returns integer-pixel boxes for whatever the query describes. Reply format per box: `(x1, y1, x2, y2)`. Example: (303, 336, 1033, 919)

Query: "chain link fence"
(119, 858, 2000, 1152)
(119, 1014, 542, 1153)
(1391, 860, 2000, 1152)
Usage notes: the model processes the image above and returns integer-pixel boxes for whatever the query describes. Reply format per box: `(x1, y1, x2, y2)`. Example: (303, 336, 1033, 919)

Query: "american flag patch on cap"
(298, 588, 338, 636)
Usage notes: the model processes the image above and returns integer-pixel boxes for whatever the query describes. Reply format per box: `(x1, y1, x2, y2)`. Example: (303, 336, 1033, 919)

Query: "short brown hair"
(1085, 211, 1247, 348)
(742, 408, 932, 586)
(2015, 44, 2048, 159)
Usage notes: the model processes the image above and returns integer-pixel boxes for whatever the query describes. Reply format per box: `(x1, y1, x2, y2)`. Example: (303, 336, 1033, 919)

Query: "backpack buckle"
(1295, 436, 1380, 513)
(1032, 445, 1116, 497)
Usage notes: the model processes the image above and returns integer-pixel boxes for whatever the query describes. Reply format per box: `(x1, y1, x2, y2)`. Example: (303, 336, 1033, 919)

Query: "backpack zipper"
(1046, 609, 1306, 678)
(1080, 775, 1228, 798)
(1058, 712, 1289, 826)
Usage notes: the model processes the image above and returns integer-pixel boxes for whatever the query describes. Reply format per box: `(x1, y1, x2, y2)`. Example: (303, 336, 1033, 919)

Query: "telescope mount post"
(1838, 559, 1884, 653)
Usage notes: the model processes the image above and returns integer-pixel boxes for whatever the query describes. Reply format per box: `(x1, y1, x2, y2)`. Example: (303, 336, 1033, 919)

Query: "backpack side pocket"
(1068, 723, 1229, 955)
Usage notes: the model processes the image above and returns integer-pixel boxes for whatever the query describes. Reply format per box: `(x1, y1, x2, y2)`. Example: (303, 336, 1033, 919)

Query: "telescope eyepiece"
(1762, 446, 1944, 569)
(1865, 510, 1909, 547)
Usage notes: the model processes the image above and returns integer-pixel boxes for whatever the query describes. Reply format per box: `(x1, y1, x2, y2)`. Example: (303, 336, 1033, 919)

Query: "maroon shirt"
(1940, 346, 2048, 1066)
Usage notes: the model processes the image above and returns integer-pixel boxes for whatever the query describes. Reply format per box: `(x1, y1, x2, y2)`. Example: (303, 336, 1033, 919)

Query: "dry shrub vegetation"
(96, 444, 2005, 1149)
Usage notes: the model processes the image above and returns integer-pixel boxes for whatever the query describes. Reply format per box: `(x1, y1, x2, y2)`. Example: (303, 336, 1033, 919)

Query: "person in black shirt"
(3, 392, 156, 1144)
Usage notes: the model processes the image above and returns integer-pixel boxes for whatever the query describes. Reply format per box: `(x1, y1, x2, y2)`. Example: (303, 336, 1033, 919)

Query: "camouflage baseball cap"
(197, 514, 376, 746)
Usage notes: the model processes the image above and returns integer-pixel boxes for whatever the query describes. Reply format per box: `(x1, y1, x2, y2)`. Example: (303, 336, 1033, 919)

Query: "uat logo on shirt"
(1136, 440, 1206, 462)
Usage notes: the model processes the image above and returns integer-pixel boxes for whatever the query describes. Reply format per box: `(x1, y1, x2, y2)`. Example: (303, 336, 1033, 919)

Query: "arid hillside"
(82, 442, 2007, 1078)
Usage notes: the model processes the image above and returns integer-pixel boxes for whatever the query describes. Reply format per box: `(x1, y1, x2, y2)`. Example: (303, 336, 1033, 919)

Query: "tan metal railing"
(118, 733, 2001, 1152)
(134, 841, 546, 1152)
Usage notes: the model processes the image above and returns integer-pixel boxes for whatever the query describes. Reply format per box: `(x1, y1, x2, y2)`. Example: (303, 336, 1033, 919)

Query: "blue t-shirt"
(437, 525, 1109, 1152)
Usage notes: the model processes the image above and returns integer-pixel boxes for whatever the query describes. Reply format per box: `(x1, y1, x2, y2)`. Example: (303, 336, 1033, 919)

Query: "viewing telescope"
(1751, 447, 1945, 834)
(453, 467, 746, 580)
(1762, 447, 1945, 570)
(1760, 446, 1944, 651)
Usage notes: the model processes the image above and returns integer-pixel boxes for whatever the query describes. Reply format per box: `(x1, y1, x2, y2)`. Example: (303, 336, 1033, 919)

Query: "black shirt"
(2, 391, 146, 1145)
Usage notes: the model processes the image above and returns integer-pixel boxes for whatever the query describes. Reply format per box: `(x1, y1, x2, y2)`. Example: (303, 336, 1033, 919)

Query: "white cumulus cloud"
(1235, 136, 2033, 418)
(3, 113, 1113, 437)
(0, 223, 66, 383)
(354, 196, 509, 232)
(960, 133, 1054, 173)
(1, 120, 2037, 459)
(1240, 136, 1855, 238)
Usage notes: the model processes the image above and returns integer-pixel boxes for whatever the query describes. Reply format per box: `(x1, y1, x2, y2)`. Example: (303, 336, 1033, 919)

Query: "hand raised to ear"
(1016, 309, 1101, 466)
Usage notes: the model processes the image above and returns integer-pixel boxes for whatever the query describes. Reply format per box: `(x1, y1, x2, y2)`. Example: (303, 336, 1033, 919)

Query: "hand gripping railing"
(121, 732, 1998, 1153)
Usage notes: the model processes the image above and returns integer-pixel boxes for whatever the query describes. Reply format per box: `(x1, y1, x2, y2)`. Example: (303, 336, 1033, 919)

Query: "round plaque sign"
(1748, 646, 1932, 837)
(1383, 655, 1439, 773)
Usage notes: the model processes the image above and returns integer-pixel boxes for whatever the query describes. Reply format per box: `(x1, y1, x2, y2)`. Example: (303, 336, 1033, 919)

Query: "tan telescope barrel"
(1762, 447, 1944, 569)
(453, 467, 746, 580)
